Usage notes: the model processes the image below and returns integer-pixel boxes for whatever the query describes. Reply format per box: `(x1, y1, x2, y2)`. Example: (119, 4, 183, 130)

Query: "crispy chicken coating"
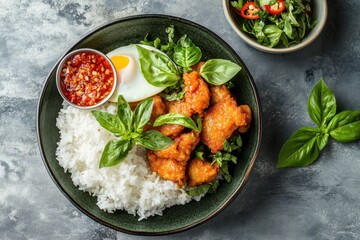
(187, 158, 220, 187)
(147, 151, 187, 186)
(210, 84, 232, 105)
(183, 71, 210, 116)
(201, 97, 252, 153)
(160, 71, 210, 138)
(238, 104, 252, 133)
(153, 131, 200, 162)
(159, 99, 192, 138)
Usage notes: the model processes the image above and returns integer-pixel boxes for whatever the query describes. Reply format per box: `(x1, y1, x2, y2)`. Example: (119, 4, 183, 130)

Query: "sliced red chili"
(264, 0, 286, 15)
(233, 2, 260, 20)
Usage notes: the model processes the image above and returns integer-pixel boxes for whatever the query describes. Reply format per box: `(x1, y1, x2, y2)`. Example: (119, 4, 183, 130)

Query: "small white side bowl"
(223, 0, 328, 53)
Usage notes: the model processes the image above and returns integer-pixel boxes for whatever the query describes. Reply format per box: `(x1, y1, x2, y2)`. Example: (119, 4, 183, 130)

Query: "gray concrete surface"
(0, 0, 359, 239)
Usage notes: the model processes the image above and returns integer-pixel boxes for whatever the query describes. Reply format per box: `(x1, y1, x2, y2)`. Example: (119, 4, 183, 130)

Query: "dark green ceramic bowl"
(37, 14, 262, 235)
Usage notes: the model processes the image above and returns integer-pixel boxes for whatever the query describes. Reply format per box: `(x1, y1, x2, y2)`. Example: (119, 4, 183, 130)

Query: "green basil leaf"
(263, 25, 283, 48)
(186, 180, 219, 196)
(117, 95, 133, 133)
(317, 133, 329, 151)
(283, 17, 293, 39)
(328, 110, 360, 142)
(231, 0, 243, 10)
(199, 59, 242, 85)
(186, 183, 211, 197)
(307, 79, 336, 128)
(153, 113, 201, 133)
(91, 110, 124, 135)
(173, 35, 202, 70)
(253, 21, 267, 44)
(160, 25, 176, 52)
(133, 98, 154, 133)
(99, 139, 134, 168)
(277, 126, 321, 168)
(134, 130, 173, 150)
(136, 45, 180, 87)
(160, 80, 185, 101)
(220, 161, 232, 182)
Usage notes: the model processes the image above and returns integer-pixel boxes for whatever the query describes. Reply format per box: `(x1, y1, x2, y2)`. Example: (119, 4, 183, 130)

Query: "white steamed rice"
(56, 103, 201, 220)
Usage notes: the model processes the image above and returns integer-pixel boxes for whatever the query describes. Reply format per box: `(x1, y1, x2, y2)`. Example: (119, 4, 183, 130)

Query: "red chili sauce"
(60, 52, 114, 106)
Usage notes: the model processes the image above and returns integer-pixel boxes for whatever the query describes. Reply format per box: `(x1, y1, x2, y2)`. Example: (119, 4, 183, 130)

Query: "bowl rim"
(55, 48, 118, 109)
(222, 0, 328, 53)
(36, 14, 262, 236)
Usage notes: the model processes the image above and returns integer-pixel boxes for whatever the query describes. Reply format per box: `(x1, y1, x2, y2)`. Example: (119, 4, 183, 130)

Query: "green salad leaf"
(233, 0, 317, 48)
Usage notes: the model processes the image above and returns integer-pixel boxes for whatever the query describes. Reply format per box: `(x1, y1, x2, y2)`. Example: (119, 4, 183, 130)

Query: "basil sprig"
(138, 26, 242, 88)
(153, 113, 202, 133)
(277, 79, 360, 168)
(92, 96, 173, 168)
(173, 35, 202, 71)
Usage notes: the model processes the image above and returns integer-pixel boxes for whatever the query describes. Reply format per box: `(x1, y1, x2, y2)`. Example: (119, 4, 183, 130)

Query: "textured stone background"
(0, 0, 359, 239)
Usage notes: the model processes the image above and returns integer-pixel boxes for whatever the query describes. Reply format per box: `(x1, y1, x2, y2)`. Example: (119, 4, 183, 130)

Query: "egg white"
(107, 44, 166, 102)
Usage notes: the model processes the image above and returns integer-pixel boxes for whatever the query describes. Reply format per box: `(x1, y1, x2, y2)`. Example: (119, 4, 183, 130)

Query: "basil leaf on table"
(133, 98, 154, 133)
(134, 130, 173, 150)
(99, 139, 134, 168)
(277, 127, 321, 168)
(136, 45, 180, 87)
(307, 78, 336, 128)
(117, 95, 133, 133)
(277, 78, 360, 168)
(328, 110, 360, 142)
(153, 113, 202, 133)
(173, 35, 202, 70)
(199, 59, 242, 85)
(91, 110, 125, 135)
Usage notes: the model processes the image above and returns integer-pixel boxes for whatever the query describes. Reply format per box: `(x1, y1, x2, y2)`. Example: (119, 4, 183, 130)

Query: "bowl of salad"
(223, 0, 328, 53)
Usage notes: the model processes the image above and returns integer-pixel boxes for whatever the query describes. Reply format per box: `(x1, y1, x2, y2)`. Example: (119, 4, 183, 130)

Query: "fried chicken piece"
(201, 97, 252, 153)
(183, 71, 210, 116)
(210, 84, 232, 105)
(238, 105, 252, 133)
(153, 131, 200, 162)
(187, 158, 220, 187)
(160, 71, 210, 138)
(159, 99, 192, 138)
(147, 151, 187, 186)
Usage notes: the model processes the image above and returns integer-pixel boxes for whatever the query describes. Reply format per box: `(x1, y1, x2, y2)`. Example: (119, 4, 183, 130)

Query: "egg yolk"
(110, 55, 130, 70)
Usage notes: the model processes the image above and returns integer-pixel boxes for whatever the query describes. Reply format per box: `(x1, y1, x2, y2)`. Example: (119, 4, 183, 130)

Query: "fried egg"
(107, 44, 165, 102)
